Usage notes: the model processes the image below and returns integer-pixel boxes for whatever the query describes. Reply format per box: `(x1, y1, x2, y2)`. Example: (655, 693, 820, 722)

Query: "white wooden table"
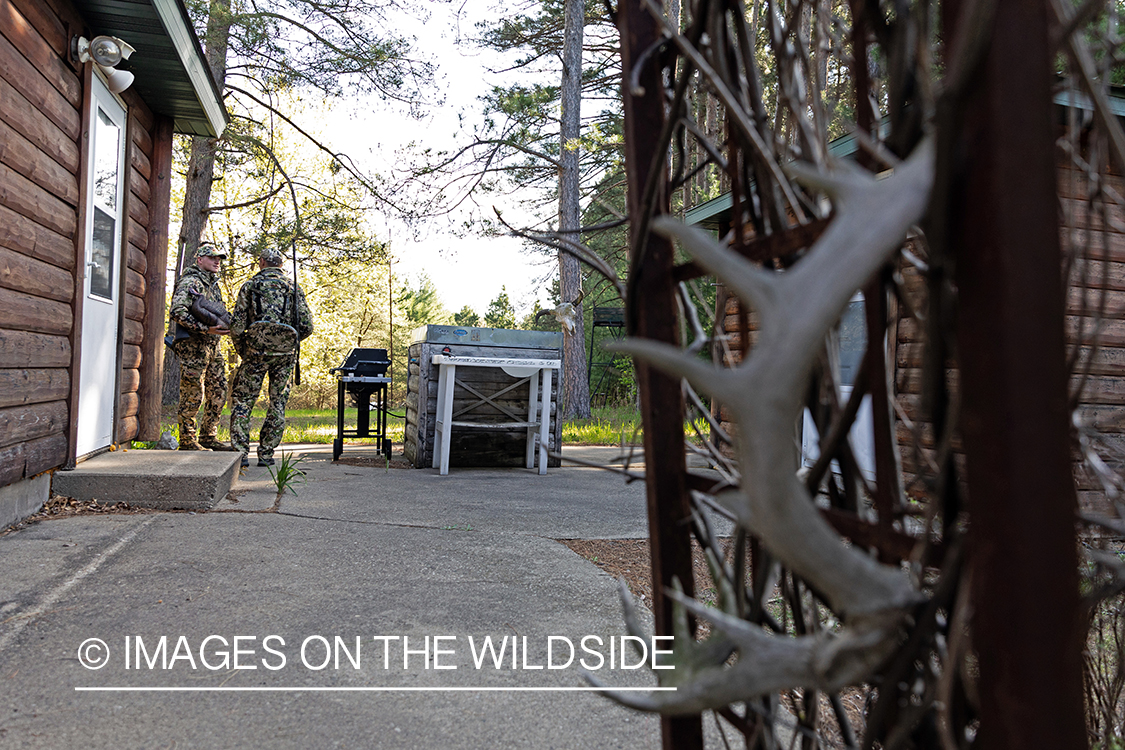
(431, 354, 561, 475)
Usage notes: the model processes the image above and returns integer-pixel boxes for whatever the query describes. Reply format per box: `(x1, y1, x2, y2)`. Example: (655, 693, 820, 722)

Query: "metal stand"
(333, 375, 392, 461)
(587, 306, 625, 407)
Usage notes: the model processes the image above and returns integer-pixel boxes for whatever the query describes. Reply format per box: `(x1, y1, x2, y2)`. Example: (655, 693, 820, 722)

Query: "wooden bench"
(431, 354, 561, 475)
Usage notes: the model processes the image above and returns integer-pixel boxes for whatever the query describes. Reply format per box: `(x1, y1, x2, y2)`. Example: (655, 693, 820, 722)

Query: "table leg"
(525, 373, 540, 469)
(538, 368, 552, 475)
(434, 363, 456, 474)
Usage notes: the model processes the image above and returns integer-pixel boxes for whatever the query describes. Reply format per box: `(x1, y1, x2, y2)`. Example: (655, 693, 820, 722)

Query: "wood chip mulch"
(558, 537, 729, 615)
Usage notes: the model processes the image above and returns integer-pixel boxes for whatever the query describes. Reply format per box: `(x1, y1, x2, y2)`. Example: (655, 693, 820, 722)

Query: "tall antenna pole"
(388, 255, 393, 357)
(291, 234, 300, 386)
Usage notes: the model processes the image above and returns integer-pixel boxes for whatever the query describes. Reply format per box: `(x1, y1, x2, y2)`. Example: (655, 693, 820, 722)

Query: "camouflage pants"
(229, 354, 295, 459)
(174, 335, 226, 442)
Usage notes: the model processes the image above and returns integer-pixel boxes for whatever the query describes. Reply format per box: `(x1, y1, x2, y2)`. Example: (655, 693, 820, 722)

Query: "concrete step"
(52, 450, 241, 510)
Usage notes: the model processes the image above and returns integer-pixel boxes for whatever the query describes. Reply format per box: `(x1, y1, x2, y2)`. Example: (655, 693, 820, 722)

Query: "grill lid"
(332, 348, 391, 377)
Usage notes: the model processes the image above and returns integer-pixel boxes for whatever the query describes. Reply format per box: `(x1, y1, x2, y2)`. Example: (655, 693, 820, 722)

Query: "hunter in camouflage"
(228, 247, 313, 467)
(169, 242, 233, 451)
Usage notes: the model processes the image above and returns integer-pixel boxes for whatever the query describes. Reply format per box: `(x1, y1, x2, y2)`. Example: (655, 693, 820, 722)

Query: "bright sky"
(323, 1, 559, 318)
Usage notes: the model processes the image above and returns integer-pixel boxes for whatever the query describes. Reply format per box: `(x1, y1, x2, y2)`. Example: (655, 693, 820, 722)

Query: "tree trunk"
(558, 0, 591, 419)
(161, 347, 180, 406)
(164, 0, 232, 406)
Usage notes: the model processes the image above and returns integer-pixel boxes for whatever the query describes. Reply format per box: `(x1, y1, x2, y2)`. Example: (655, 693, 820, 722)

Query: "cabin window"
(838, 297, 866, 387)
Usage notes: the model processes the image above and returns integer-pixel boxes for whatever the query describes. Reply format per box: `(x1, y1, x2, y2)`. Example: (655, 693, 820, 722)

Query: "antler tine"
(590, 587, 901, 715)
(651, 217, 780, 322)
(608, 337, 740, 405)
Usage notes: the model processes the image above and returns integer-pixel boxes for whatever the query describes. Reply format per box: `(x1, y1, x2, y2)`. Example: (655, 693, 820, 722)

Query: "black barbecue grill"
(329, 348, 392, 461)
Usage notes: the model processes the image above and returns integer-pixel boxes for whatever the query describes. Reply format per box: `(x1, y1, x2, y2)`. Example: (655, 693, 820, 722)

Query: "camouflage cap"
(258, 248, 284, 266)
(196, 242, 227, 259)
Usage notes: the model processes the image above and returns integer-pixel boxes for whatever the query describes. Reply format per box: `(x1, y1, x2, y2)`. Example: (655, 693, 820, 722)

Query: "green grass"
(562, 406, 644, 445)
(145, 405, 646, 448)
(139, 404, 729, 449)
(267, 451, 308, 495)
(145, 406, 405, 448)
(562, 406, 715, 446)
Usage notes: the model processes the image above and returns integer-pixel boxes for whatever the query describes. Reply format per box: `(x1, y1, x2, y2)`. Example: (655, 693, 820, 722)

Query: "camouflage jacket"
(170, 264, 227, 335)
(230, 268, 313, 352)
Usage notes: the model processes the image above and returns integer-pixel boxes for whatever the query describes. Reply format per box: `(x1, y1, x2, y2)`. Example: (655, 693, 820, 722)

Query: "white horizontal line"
(75, 686, 674, 692)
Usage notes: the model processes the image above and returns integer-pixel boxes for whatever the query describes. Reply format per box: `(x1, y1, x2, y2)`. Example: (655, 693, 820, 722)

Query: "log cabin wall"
(0, 0, 171, 526)
(1056, 160, 1125, 514)
(116, 92, 168, 446)
(0, 0, 86, 494)
(891, 258, 962, 498)
(714, 293, 757, 444)
(714, 156, 1125, 516)
(894, 158, 1125, 515)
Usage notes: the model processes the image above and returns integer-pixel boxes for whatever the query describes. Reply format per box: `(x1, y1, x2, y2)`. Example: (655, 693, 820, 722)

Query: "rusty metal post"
(948, 0, 1088, 745)
(617, 1, 703, 748)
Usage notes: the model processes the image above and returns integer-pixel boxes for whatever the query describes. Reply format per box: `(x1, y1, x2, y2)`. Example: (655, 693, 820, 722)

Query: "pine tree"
(483, 287, 518, 329)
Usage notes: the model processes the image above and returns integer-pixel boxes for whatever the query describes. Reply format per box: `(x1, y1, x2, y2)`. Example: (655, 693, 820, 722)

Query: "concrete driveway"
(0, 445, 681, 749)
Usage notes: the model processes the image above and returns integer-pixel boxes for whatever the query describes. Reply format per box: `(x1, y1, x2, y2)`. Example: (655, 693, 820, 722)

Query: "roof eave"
(150, 0, 226, 137)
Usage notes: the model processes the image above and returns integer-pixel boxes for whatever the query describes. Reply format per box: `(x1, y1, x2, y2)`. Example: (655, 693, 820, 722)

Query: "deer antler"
(599, 139, 935, 711)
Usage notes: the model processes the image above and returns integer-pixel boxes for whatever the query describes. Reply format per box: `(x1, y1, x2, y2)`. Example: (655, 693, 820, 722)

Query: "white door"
(801, 294, 876, 481)
(76, 76, 126, 456)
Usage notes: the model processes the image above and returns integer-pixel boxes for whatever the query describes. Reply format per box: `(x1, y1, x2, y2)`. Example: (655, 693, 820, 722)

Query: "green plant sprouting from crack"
(268, 452, 307, 496)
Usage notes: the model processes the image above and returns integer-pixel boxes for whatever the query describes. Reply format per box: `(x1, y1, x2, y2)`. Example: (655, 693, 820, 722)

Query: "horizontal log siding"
(0, 244, 72, 301)
(0, 0, 80, 484)
(716, 292, 760, 441)
(715, 211, 1120, 514)
(1058, 163, 1125, 511)
(0, 367, 68, 408)
(137, 114, 170, 441)
(0, 0, 164, 473)
(891, 162, 1125, 511)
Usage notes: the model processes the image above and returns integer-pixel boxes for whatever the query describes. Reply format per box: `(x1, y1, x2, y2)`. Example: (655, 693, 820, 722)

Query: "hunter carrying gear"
(228, 247, 313, 467)
(168, 242, 235, 452)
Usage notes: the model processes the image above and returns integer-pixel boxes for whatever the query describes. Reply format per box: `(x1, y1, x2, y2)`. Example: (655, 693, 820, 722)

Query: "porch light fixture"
(71, 35, 136, 93)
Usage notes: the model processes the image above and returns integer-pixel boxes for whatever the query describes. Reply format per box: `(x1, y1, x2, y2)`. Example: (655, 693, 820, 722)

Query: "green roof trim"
(683, 128, 872, 228)
(684, 192, 732, 229)
(685, 90, 1125, 228)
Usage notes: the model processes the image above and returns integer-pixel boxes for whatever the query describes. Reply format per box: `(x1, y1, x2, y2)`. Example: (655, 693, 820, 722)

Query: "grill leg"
(379, 384, 391, 459)
(357, 391, 371, 437)
(335, 379, 345, 460)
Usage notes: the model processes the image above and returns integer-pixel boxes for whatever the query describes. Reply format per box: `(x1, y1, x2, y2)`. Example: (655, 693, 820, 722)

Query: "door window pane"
(90, 207, 115, 299)
(93, 108, 120, 209)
